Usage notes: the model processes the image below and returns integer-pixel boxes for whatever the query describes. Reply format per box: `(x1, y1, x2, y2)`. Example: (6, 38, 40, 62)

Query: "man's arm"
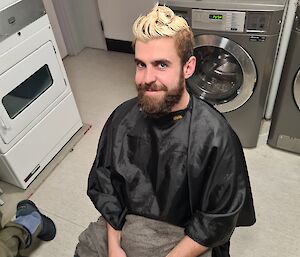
(107, 223, 127, 257)
(166, 235, 208, 257)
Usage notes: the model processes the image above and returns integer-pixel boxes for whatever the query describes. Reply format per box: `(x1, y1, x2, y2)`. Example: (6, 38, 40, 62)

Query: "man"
(0, 200, 56, 257)
(75, 4, 255, 257)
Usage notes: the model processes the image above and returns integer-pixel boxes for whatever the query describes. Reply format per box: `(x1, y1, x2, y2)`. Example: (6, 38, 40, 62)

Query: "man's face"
(134, 37, 185, 117)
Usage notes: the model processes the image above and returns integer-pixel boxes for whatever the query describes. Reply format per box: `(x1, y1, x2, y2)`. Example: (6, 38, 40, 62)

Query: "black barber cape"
(88, 95, 256, 253)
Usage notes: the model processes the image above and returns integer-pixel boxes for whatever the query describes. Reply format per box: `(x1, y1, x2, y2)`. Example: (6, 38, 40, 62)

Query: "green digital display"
(209, 14, 223, 20)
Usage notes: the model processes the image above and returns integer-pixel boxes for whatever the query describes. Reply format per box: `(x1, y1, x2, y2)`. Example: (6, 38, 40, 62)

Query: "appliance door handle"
(0, 116, 10, 130)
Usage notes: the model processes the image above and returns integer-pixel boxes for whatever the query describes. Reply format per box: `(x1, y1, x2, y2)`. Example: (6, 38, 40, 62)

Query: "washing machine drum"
(294, 69, 300, 110)
(189, 46, 243, 103)
(187, 35, 257, 113)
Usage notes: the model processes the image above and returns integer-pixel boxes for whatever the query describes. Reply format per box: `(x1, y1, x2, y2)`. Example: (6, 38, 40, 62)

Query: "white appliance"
(0, 0, 82, 189)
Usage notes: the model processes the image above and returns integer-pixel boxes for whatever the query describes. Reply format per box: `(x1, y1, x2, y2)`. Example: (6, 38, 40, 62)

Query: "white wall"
(52, 0, 106, 55)
(72, 0, 106, 50)
(97, 0, 157, 41)
(43, 0, 68, 58)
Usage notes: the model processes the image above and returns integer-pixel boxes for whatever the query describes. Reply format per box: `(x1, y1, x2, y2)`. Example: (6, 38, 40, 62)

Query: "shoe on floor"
(16, 200, 56, 241)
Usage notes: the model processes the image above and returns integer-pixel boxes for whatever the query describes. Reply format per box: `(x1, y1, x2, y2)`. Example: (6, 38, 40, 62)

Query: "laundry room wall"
(97, 0, 157, 42)
(52, 0, 106, 55)
(71, 0, 106, 50)
(42, 0, 67, 58)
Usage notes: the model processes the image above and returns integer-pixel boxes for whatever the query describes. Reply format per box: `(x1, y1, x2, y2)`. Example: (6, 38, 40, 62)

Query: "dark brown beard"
(136, 73, 185, 118)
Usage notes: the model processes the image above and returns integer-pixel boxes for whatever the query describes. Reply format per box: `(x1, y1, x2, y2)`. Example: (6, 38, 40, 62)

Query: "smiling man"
(75, 4, 255, 257)
(134, 37, 191, 117)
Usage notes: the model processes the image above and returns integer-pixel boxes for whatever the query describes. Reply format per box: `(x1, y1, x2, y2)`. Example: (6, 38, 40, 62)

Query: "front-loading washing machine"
(267, 3, 300, 154)
(160, 0, 285, 147)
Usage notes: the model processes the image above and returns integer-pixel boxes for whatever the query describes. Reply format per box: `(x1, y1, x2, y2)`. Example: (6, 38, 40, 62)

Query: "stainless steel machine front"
(161, 0, 285, 147)
(267, 3, 300, 154)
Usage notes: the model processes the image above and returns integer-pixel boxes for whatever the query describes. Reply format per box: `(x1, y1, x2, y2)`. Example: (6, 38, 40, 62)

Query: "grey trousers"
(75, 215, 212, 257)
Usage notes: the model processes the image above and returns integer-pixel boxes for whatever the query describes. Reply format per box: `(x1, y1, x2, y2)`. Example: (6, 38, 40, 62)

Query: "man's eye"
(136, 62, 145, 68)
(158, 63, 168, 69)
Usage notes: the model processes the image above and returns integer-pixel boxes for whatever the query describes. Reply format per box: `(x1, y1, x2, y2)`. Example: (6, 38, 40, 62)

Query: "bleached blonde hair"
(132, 4, 194, 65)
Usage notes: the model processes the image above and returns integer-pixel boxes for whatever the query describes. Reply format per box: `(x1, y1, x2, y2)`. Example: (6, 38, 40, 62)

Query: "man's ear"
(183, 56, 196, 79)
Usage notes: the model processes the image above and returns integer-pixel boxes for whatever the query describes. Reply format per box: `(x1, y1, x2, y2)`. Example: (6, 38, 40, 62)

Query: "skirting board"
(106, 38, 134, 54)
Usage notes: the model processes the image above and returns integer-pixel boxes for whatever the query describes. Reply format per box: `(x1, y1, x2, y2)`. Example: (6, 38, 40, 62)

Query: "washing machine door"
(294, 68, 300, 110)
(188, 35, 257, 113)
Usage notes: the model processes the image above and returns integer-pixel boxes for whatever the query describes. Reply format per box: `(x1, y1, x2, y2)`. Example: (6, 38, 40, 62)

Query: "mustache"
(137, 83, 168, 92)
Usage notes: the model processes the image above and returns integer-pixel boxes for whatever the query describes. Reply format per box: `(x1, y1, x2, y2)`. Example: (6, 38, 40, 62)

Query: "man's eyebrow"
(134, 58, 144, 63)
(152, 59, 172, 66)
(134, 58, 172, 65)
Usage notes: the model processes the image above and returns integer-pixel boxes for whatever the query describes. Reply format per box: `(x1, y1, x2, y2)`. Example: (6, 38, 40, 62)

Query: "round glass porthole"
(187, 35, 257, 113)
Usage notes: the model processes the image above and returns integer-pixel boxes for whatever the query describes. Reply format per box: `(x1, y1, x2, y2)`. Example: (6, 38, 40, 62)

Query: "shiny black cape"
(88, 96, 255, 250)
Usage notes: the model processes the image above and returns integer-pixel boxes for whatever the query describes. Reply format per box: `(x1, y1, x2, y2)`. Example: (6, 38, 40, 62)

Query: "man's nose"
(144, 67, 156, 84)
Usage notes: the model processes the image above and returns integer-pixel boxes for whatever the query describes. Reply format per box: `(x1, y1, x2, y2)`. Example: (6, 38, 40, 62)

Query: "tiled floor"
(26, 48, 299, 256)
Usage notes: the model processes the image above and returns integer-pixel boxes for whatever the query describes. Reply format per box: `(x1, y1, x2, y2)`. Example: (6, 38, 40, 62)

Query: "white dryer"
(160, 0, 285, 147)
(0, 0, 82, 188)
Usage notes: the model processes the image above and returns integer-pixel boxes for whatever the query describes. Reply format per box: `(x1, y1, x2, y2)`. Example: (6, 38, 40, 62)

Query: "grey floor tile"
(29, 154, 100, 228)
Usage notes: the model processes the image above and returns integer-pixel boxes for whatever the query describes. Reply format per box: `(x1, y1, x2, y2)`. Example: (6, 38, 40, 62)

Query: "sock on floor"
(14, 211, 42, 236)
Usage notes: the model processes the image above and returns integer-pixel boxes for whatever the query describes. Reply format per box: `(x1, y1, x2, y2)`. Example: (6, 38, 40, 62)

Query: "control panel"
(192, 9, 246, 32)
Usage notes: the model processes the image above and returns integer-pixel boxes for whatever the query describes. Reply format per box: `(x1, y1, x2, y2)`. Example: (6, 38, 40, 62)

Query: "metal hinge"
(100, 19, 104, 31)
(53, 45, 57, 54)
